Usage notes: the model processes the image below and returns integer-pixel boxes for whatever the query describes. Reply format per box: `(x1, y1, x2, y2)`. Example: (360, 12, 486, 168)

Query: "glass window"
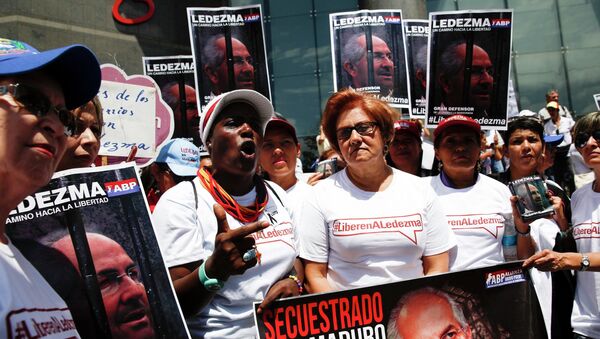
(565, 46, 600, 115)
(559, 0, 600, 49)
(427, 0, 458, 12)
(457, 0, 505, 9)
(269, 15, 317, 77)
(272, 73, 323, 137)
(513, 51, 566, 112)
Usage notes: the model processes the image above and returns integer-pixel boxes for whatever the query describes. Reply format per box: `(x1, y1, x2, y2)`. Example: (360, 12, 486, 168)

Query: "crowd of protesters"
(1, 37, 599, 339)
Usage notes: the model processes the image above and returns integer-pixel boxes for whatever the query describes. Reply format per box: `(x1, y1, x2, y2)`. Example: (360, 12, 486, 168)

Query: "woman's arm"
(509, 196, 537, 259)
(303, 260, 333, 294)
(169, 205, 269, 317)
(523, 250, 600, 272)
(257, 258, 305, 313)
(422, 251, 449, 275)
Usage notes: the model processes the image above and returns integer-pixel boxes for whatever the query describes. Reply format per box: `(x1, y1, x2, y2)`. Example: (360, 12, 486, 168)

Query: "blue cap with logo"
(155, 139, 200, 176)
(0, 38, 101, 110)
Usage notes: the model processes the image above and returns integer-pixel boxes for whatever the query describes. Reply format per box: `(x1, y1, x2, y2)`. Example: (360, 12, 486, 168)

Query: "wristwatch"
(580, 254, 590, 272)
(199, 261, 225, 291)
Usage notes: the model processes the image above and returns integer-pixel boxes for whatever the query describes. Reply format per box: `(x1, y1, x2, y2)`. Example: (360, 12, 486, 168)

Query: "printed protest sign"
(426, 10, 513, 129)
(330, 10, 411, 109)
(6, 163, 190, 339)
(187, 5, 271, 110)
(404, 20, 429, 117)
(98, 64, 173, 166)
(143, 56, 201, 146)
(255, 262, 546, 339)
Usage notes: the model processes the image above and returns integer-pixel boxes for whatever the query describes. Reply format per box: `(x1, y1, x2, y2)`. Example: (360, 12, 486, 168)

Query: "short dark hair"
(502, 117, 545, 147)
(321, 89, 399, 155)
(154, 162, 195, 184)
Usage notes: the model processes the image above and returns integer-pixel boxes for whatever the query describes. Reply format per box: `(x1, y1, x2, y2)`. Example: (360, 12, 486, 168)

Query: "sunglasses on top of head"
(0, 83, 75, 136)
(574, 130, 600, 149)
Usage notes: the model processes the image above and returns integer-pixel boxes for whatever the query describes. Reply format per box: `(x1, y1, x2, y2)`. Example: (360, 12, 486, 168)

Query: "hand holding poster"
(255, 262, 547, 339)
(426, 10, 513, 129)
(187, 5, 271, 110)
(403, 20, 429, 117)
(6, 164, 190, 339)
(330, 10, 411, 109)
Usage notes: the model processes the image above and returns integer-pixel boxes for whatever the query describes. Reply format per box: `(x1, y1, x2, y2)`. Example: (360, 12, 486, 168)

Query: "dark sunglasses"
(574, 130, 600, 149)
(336, 121, 378, 141)
(0, 83, 75, 136)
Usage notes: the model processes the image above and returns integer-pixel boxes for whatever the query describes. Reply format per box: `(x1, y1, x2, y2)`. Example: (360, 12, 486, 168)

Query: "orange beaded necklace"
(197, 167, 268, 223)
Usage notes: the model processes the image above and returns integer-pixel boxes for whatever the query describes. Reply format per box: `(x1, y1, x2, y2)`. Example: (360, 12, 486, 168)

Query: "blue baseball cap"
(0, 38, 101, 110)
(155, 138, 200, 176)
(544, 134, 564, 147)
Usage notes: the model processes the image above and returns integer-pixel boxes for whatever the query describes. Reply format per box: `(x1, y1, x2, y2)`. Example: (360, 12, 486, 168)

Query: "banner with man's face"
(187, 5, 271, 110)
(6, 164, 190, 339)
(330, 10, 411, 109)
(254, 262, 546, 339)
(426, 10, 513, 129)
(143, 56, 201, 146)
(404, 20, 430, 117)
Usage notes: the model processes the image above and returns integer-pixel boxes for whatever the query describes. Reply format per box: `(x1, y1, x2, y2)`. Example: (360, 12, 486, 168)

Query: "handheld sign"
(98, 64, 174, 167)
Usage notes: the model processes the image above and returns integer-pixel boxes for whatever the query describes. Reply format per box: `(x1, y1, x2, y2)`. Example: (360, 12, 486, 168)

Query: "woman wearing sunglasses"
(57, 96, 103, 171)
(299, 89, 454, 293)
(0, 39, 100, 338)
(524, 112, 600, 339)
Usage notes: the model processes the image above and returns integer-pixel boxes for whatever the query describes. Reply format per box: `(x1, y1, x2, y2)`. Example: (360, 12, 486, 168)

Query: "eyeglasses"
(575, 130, 600, 149)
(336, 121, 379, 141)
(0, 83, 75, 136)
(97, 266, 143, 296)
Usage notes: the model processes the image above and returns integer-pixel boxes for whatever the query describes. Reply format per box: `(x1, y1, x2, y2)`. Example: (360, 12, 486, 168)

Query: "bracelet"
(288, 275, 303, 294)
(515, 225, 531, 237)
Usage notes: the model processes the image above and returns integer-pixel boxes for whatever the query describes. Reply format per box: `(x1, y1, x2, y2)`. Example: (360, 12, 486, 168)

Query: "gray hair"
(439, 41, 467, 79)
(415, 44, 428, 72)
(546, 88, 559, 98)
(386, 287, 469, 339)
(161, 81, 180, 110)
(202, 34, 226, 70)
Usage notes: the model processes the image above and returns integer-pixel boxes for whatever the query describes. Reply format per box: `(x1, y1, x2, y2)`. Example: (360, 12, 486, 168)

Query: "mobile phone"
(317, 158, 338, 179)
(508, 175, 554, 222)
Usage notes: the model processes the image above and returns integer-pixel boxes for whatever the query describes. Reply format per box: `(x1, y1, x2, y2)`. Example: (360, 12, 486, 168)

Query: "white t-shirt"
(425, 174, 512, 271)
(544, 117, 575, 147)
(299, 168, 455, 291)
(528, 218, 561, 338)
(570, 182, 600, 338)
(152, 178, 297, 339)
(0, 238, 80, 338)
(286, 180, 312, 251)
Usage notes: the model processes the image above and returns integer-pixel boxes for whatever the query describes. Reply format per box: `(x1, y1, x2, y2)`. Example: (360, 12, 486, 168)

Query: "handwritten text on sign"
(98, 81, 156, 158)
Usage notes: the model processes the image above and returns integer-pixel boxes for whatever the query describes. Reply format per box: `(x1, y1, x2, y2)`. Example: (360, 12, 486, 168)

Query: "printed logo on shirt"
(573, 222, 600, 240)
(332, 214, 423, 244)
(446, 213, 505, 238)
(6, 308, 79, 339)
(485, 268, 526, 288)
(251, 220, 295, 250)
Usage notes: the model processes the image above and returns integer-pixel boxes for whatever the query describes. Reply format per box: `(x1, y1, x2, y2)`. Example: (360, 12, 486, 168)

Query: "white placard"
(98, 81, 156, 158)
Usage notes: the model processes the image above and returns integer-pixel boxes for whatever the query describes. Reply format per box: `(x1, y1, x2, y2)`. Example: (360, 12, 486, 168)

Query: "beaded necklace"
(197, 167, 268, 223)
